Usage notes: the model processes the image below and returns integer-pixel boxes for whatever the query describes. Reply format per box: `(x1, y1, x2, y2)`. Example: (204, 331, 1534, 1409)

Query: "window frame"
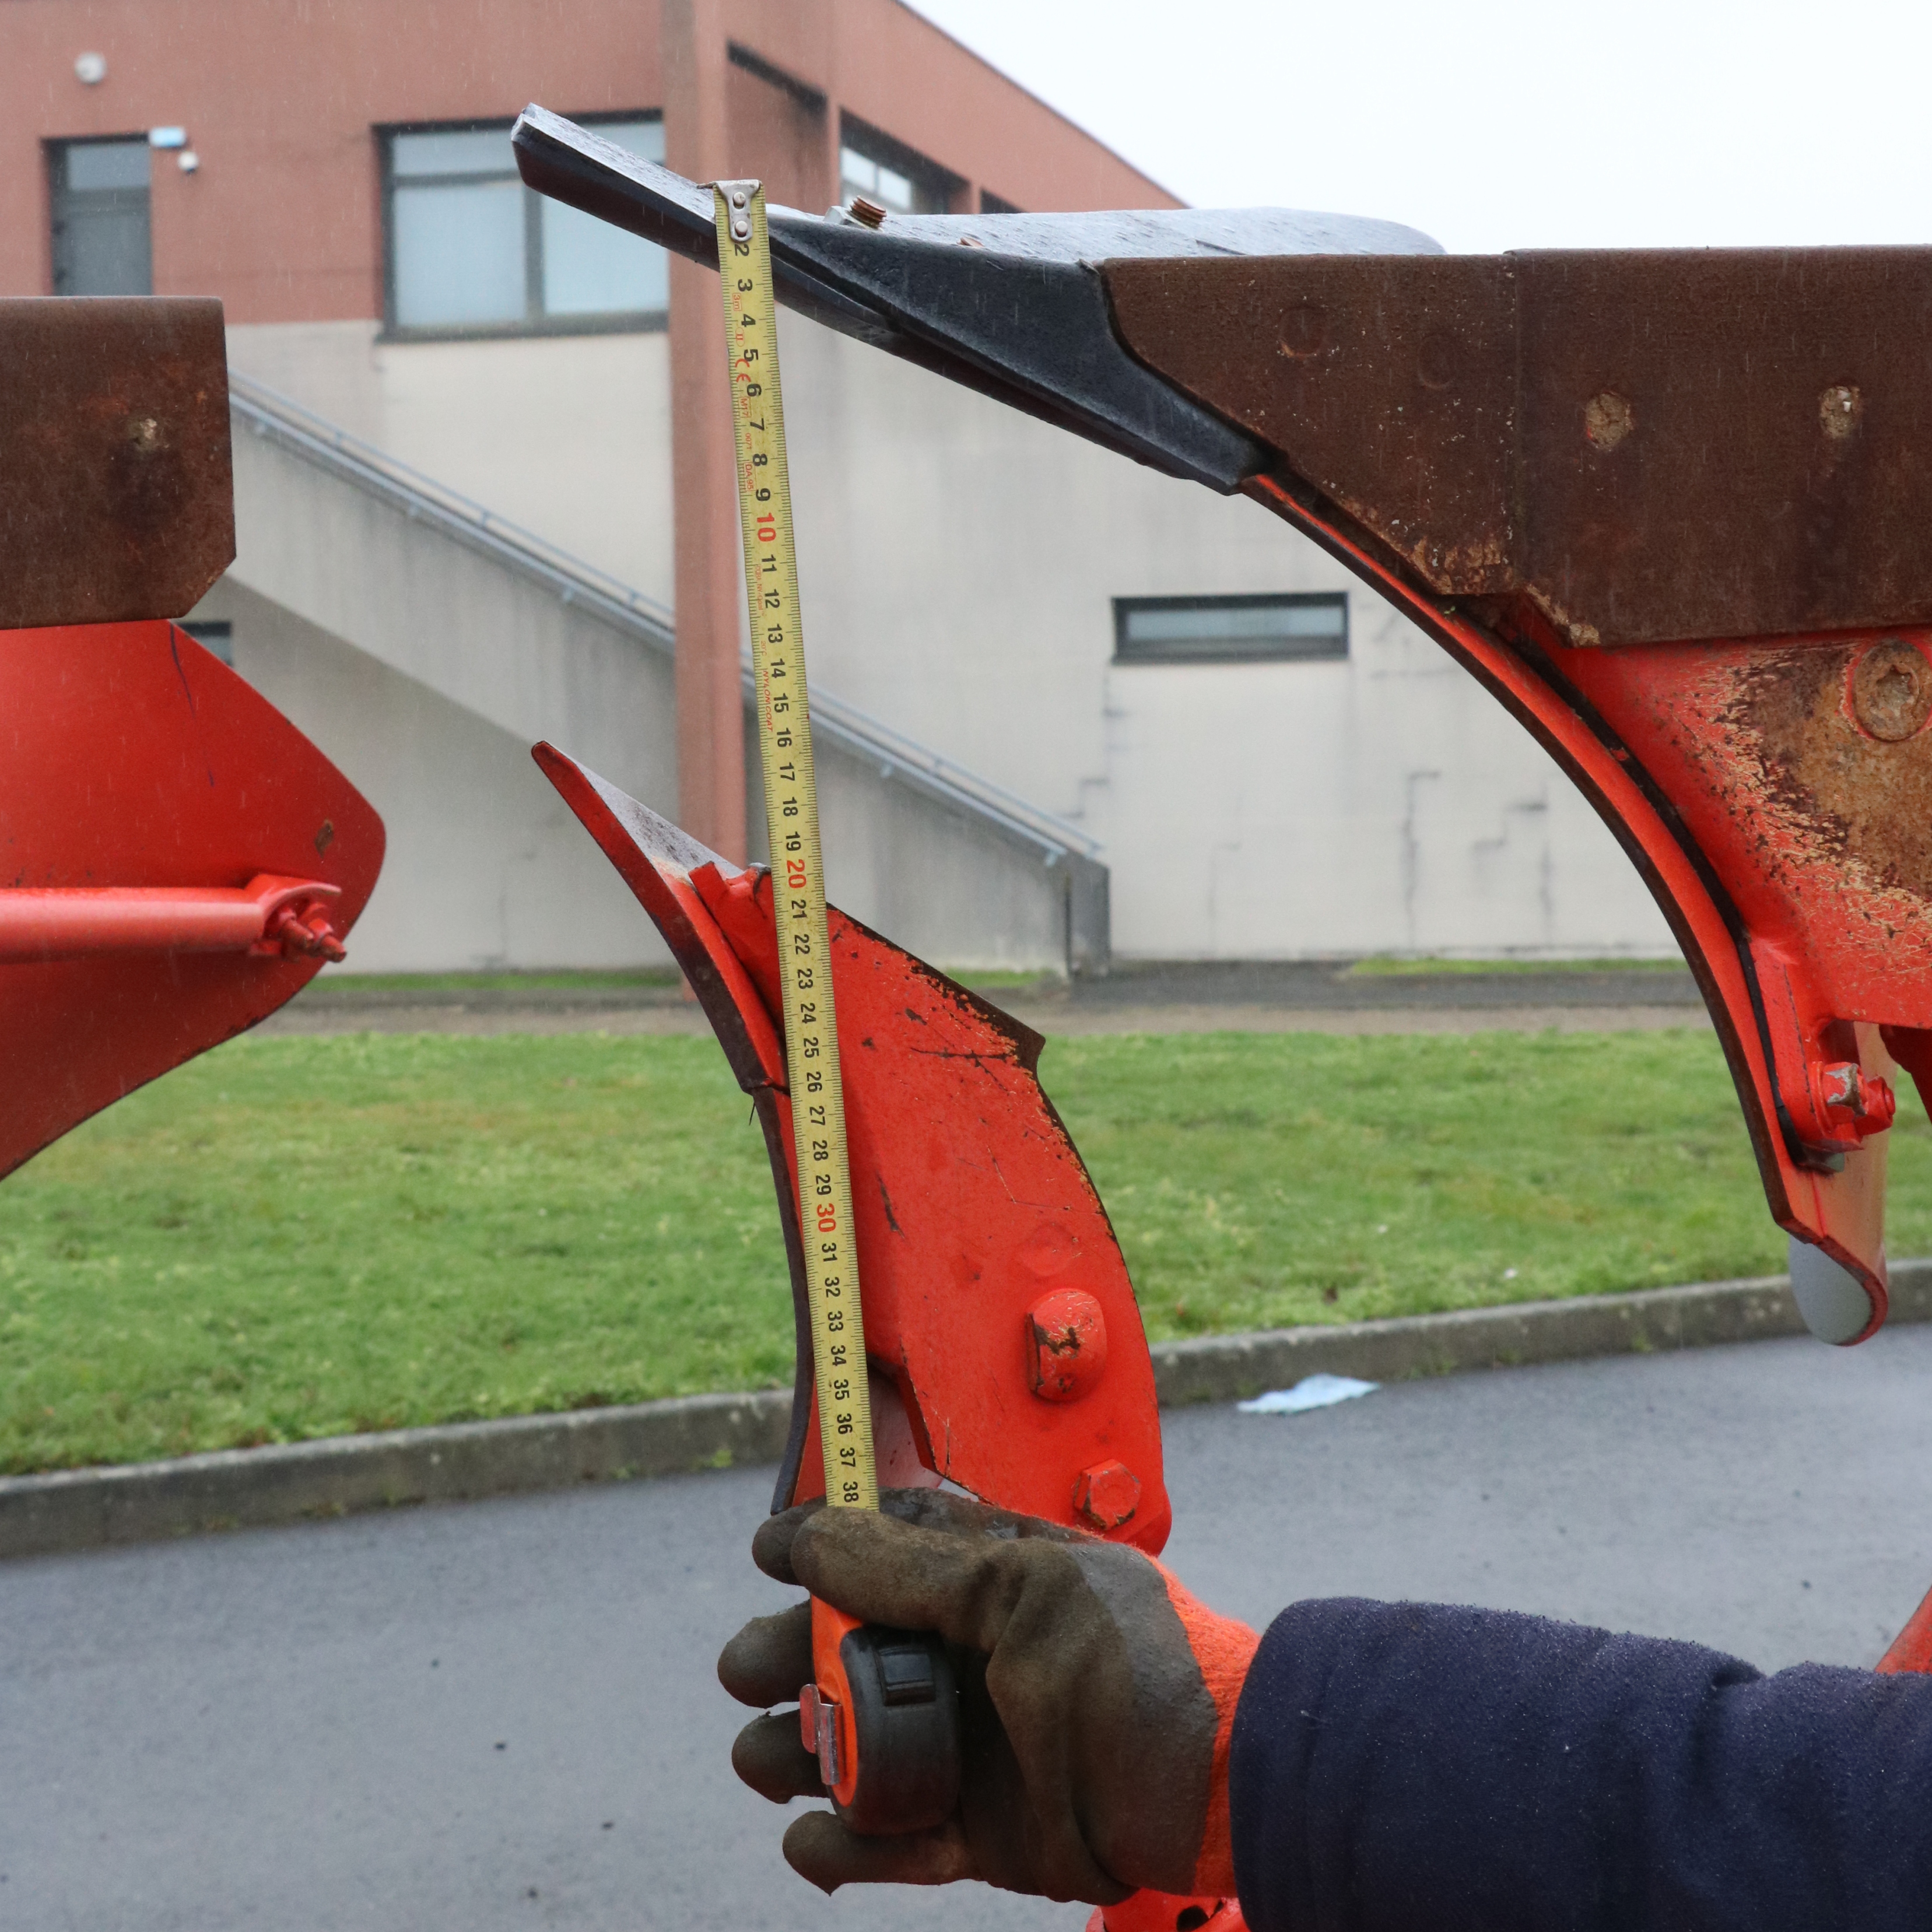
(837, 111, 961, 216)
(1111, 592, 1351, 667)
(377, 111, 668, 343)
(47, 134, 153, 297)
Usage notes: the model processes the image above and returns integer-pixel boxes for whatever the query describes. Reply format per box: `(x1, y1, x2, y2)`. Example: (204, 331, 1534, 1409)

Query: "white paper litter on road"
(1237, 1374, 1379, 1415)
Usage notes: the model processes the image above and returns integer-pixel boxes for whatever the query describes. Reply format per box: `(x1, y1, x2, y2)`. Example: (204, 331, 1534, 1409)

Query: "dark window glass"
(384, 118, 667, 336)
(839, 115, 957, 215)
(980, 189, 1022, 215)
(1113, 593, 1349, 665)
(50, 137, 152, 296)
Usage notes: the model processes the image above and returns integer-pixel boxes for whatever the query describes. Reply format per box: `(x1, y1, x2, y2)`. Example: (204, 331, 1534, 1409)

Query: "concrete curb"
(6, 1262, 1927, 1562)
(1153, 1259, 1932, 1406)
(0, 1391, 791, 1563)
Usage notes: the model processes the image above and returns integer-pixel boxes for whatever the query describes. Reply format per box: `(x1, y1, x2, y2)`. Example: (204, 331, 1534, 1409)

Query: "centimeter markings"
(714, 181, 879, 1513)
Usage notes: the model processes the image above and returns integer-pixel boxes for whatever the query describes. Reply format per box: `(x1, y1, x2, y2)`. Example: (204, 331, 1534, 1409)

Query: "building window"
(980, 189, 1021, 215)
(838, 115, 956, 215)
(49, 137, 152, 296)
(1113, 593, 1349, 665)
(383, 117, 667, 337)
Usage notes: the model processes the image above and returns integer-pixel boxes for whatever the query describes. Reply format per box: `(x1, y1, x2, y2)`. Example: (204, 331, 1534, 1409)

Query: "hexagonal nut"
(1813, 1060, 1898, 1138)
(1072, 1458, 1139, 1531)
(1026, 1288, 1108, 1402)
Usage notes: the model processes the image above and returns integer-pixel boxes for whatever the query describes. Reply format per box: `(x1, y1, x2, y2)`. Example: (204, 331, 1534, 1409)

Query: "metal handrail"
(228, 373, 676, 651)
(228, 371, 1102, 867)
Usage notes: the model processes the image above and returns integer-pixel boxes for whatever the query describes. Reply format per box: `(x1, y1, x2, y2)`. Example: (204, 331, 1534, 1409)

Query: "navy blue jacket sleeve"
(1228, 1598, 1932, 1932)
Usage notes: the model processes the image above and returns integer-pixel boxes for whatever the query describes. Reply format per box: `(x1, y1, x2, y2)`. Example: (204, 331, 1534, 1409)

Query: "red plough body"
(535, 743, 1167, 1544)
(538, 743, 1242, 1928)
(0, 621, 383, 1179)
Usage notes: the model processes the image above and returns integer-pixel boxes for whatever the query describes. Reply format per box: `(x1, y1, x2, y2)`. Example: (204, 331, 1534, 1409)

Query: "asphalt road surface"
(8, 1326, 1932, 1931)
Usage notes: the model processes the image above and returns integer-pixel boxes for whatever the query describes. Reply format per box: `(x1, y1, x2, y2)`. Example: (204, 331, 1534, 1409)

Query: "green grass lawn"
(2, 1028, 1925, 1473)
(306, 967, 681, 994)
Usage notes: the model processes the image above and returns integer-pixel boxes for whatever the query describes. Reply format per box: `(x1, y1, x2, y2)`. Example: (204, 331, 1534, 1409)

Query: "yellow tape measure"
(714, 181, 878, 1512)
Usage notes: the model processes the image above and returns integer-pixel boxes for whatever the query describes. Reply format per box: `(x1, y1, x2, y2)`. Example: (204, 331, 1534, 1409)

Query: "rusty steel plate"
(0, 299, 234, 628)
(1105, 248, 1932, 647)
(1104, 254, 1516, 592)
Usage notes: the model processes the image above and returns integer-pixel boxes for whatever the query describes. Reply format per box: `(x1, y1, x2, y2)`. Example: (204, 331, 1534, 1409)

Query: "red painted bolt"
(1073, 1458, 1139, 1530)
(264, 899, 346, 962)
(1814, 1060, 1896, 1138)
(1026, 1289, 1107, 1402)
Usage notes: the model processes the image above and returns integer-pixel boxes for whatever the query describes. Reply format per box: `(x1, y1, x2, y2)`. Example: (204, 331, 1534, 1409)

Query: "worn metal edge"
(6, 1263, 1927, 1562)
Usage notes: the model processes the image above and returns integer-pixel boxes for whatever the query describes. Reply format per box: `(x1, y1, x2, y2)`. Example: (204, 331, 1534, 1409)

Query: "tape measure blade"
(713, 181, 878, 1513)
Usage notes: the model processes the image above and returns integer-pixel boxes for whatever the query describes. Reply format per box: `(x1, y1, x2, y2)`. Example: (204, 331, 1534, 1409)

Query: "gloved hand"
(717, 1487, 1260, 1905)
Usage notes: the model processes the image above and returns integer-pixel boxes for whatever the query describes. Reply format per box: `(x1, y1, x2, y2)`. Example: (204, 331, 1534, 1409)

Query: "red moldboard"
(0, 621, 384, 1177)
(534, 742, 1170, 1553)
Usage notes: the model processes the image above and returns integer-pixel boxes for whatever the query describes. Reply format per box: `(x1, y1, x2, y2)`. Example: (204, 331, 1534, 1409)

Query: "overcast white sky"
(906, 1, 1931, 254)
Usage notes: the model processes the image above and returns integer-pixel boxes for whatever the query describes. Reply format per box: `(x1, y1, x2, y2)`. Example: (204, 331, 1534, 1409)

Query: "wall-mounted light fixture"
(148, 127, 188, 150)
(74, 52, 106, 85)
(178, 152, 200, 175)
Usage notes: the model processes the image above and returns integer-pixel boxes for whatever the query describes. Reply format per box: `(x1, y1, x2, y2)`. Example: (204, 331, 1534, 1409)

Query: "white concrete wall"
(226, 321, 676, 605)
(221, 311, 1680, 964)
(209, 385, 1088, 974)
(190, 581, 671, 973)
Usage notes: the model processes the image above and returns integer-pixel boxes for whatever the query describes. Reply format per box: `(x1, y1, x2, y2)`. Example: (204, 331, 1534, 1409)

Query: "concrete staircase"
(209, 375, 1107, 974)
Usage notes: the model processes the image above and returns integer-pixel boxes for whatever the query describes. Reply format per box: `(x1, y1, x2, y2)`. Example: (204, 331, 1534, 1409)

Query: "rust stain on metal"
(1583, 390, 1633, 451)
(1820, 384, 1863, 442)
(1104, 247, 1932, 647)
(0, 298, 234, 628)
(1852, 639, 1932, 741)
(1106, 254, 1518, 599)
(1734, 640, 1932, 906)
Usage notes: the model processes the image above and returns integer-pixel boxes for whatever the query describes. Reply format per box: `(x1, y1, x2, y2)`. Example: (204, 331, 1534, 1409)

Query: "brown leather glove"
(717, 1488, 1260, 1906)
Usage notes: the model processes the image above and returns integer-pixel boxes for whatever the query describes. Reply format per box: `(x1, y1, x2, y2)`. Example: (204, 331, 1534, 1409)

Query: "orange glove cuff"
(1159, 1567, 1262, 1898)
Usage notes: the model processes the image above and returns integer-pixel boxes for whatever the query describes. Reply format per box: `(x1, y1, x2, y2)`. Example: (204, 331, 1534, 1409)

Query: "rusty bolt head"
(1583, 391, 1633, 452)
(1851, 639, 1932, 742)
(1072, 1458, 1139, 1531)
(1278, 301, 1326, 360)
(1820, 384, 1863, 441)
(1416, 329, 1457, 391)
(1026, 1288, 1107, 1402)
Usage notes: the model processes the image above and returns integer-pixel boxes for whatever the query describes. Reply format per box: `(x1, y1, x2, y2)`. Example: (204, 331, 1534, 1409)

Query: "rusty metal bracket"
(0, 297, 380, 1177)
(1103, 249, 1932, 647)
(1095, 247, 1932, 1342)
(0, 299, 234, 629)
